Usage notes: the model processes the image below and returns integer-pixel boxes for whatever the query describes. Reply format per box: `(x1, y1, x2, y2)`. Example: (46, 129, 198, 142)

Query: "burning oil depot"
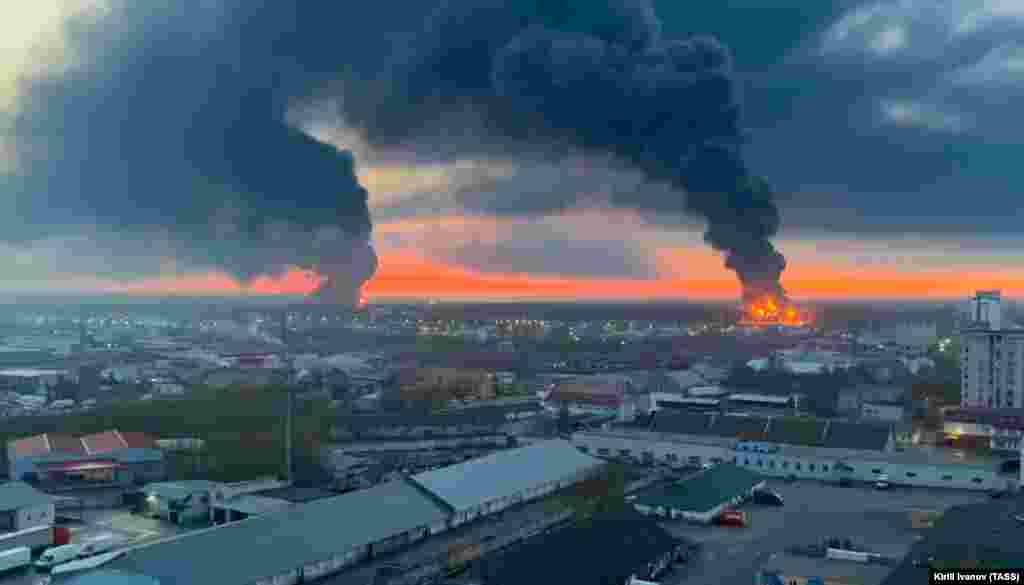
(67, 440, 605, 585)
(570, 412, 1013, 491)
(739, 295, 815, 329)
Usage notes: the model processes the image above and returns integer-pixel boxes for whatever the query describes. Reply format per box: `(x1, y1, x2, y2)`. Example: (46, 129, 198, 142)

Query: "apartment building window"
(768, 460, 776, 469)
(942, 475, 953, 481)
(906, 472, 917, 478)
(795, 462, 802, 470)
(619, 449, 631, 457)
(872, 468, 882, 474)
(821, 464, 829, 473)
(808, 463, 816, 472)
(744, 457, 750, 465)
(971, 478, 983, 484)
(578, 445, 589, 453)
(782, 461, 789, 469)
(597, 448, 610, 456)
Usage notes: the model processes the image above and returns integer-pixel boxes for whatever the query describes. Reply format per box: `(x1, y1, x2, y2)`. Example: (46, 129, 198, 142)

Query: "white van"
(34, 544, 82, 570)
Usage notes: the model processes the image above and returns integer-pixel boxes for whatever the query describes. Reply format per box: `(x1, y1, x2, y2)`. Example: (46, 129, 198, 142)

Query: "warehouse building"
(410, 439, 606, 528)
(7, 430, 165, 486)
(572, 413, 1009, 491)
(881, 496, 1024, 584)
(758, 553, 892, 585)
(477, 508, 682, 585)
(98, 477, 453, 585)
(0, 481, 55, 532)
(631, 463, 765, 523)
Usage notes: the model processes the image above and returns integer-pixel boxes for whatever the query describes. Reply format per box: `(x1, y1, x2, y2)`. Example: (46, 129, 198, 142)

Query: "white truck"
(0, 547, 32, 573)
(35, 543, 82, 571)
(0, 525, 53, 552)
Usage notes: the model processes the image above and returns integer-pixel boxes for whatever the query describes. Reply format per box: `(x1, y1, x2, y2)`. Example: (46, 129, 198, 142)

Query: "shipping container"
(53, 526, 71, 546)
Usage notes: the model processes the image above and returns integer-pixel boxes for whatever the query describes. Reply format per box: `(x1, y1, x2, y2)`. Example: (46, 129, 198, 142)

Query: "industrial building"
(0, 481, 55, 532)
(943, 406, 1024, 452)
(477, 508, 682, 585)
(572, 412, 1013, 491)
(103, 478, 453, 585)
(66, 440, 604, 585)
(758, 553, 893, 585)
(7, 430, 165, 486)
(139, 478, 314, 526)
(631, 463, 765, 523)
(409, 439, 606, 527)
(881, 496, 1024, 584)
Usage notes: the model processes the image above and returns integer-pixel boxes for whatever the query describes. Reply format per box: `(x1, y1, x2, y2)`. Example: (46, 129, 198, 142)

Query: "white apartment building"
(961, 290, 1024, 408)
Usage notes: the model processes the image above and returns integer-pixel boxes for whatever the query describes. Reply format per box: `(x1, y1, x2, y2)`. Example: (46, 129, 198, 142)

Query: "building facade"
(960, 329, 1024, 409)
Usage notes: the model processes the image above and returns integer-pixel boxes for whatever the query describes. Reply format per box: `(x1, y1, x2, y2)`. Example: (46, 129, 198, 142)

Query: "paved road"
(660, 480, 987, 585)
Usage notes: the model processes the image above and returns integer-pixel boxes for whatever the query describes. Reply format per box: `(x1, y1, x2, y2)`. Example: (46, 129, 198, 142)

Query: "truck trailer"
(0, 525, 54, 553)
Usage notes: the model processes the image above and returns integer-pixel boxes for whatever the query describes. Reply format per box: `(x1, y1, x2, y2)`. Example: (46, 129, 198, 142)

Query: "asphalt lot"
(659, 480, 988, 585)
(0, 510, 188, 585)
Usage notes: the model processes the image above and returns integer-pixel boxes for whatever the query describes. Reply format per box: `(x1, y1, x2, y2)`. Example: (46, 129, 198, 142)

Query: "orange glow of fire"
(740, 295, 813, 327)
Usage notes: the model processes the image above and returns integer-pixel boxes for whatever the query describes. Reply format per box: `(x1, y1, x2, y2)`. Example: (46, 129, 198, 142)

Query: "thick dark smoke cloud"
(6, 0, 785, 301)
(336, 0, 788, 299)
(4, 2, 407, 306)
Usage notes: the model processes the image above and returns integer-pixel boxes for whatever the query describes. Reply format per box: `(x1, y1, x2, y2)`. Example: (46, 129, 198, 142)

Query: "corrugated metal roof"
(632, 463, 764, 514)
(825, 421, 892, 451)
(411, 439, 604, 513)
(63, 570, 161, 585)
(215, 494, 292, 516)
(482, 508, 678, 585)
(0, 481, 53, 512)
(103, 478, 451, 585)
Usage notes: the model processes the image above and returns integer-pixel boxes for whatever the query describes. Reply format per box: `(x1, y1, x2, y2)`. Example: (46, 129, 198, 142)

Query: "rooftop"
(760, 554, 892, 585)
(479, 508, 679, 585)
(766, 418, 827, 447)
(882, 496, 1024, 584)
(0, 481, 54, 512)
(215, 494, 292, 516)
(410, 439, 605, 513)
(104, 478, 451, 585)
(632, 463, 765, 514)
(824, 421, 892, 451)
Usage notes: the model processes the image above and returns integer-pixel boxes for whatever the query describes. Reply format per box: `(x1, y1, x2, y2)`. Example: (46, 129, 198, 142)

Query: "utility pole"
(285, 386, 295, 483)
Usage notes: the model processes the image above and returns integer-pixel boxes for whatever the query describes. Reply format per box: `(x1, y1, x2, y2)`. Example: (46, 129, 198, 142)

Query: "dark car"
(752, 489, 785, 506)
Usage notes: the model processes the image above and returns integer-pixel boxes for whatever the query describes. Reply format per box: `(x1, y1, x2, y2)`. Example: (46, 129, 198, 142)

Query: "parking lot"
(660, 479, 988, 585)
(0, 510, 190, 585)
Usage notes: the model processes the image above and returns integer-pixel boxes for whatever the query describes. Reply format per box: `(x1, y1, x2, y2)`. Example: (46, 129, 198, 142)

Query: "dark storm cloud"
(5, 2, 433, 305)
(726, 0, 1024, 236)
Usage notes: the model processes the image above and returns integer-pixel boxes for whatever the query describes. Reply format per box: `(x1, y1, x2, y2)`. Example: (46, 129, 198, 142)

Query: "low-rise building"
(943, 407, 1024, 452)
(632, 463, 765, 523)
(409, 439, 605, 528)
(477, 508, 682, 585)
(0, 481, 54, 532)
(7, 430, 165, 486)
(758, 553, 893, 585)
(861, 400, 905, 422)
(399, 367, 497, 402)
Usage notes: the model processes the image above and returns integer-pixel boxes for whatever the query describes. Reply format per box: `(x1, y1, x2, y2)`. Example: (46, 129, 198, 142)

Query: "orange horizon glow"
(97, 249, 1024, 301)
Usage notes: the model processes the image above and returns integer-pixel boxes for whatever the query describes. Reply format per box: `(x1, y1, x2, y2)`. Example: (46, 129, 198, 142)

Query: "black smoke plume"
(4, 2, 394, 306)
(5, 0, 785, 301)
(338, 0, 788, 300)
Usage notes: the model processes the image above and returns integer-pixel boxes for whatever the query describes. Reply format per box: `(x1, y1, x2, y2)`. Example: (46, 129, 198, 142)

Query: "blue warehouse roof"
(411, 439, 605, 513)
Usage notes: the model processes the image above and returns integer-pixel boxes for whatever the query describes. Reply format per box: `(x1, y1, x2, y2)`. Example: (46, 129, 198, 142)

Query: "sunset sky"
(2, 1, 1022, 301)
